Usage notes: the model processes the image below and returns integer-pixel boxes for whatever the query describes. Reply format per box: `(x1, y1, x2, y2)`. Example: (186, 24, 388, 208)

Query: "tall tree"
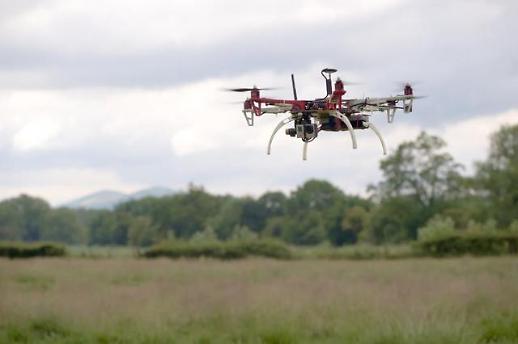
(372, 132, 464, 207)
(0, 195, 50, 242)
(475, 124, 518, 226)
(369, 132, 464, 241)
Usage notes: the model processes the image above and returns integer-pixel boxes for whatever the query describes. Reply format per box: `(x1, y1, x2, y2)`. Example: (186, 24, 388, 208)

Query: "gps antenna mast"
(291, 74, 298, 100)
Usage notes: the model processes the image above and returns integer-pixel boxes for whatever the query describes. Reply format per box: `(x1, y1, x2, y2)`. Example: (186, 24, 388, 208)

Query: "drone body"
(229, 68, 420, 160)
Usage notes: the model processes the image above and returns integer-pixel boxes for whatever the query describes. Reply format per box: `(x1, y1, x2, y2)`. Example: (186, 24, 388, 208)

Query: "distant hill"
(62, 187, 177, 210)
(128, 186, 174, 200)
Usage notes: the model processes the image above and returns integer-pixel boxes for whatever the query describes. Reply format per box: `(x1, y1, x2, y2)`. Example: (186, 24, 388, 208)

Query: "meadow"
(0, 257, 517, 343)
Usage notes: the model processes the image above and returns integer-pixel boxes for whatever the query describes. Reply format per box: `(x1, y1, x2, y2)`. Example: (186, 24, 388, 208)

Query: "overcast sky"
(0, 0, 517, 205)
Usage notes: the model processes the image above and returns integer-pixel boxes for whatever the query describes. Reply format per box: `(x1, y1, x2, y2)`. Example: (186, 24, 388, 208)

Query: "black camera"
(285, 128, 297, 137)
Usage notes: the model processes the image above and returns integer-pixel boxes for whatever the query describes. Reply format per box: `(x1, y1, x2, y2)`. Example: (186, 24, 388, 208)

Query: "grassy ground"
(0, 257, 517, 343)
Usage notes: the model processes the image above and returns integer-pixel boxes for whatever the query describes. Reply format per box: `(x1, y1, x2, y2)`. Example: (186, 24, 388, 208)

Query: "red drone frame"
(228, 68, 420, 160)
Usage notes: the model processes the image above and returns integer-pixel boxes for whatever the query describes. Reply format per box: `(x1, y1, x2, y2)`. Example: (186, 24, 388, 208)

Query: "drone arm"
(267, 117, 294, 155)
(329, 111, 357, 149)
(365, 121, 387, 155)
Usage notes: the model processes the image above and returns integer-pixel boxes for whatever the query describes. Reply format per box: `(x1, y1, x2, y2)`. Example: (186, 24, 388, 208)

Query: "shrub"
(143, 239, 292, 260)
(417, 216, 456, 241)
(0, 241, 66, 258)
(237, 239, 292, 259)
(417, 232, 518, 257)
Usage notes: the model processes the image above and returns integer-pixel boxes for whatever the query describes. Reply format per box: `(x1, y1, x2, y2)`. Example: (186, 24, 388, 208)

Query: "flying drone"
(227, 68, 421, 160)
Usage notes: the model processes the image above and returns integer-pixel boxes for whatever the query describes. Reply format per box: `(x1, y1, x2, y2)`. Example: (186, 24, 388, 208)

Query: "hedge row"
(418, 232, 518, 257)
(143, 239, 292, 260)
(0, 242, 66, 258)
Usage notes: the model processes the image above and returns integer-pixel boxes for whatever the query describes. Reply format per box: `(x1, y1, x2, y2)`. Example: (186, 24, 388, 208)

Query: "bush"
(417, 216, 456, 241)
(0, 241, 66, 258)
(143, 239, 292, 260)
(417, 232, 518, 257)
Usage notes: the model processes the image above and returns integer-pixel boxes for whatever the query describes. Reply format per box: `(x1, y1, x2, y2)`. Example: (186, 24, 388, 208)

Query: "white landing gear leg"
(267, 117, 294, 155)
(365, 122, 387, 155)
(387, 108, 396, 123)
(329, 111, 357, 149)
(302, 142, 308, 161)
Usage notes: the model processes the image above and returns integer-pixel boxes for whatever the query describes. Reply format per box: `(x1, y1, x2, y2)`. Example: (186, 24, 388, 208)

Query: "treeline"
(1, 124, 518, 247)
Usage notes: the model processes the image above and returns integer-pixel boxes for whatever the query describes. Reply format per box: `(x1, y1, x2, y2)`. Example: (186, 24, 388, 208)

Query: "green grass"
(0, 257, 517, 343)
(295, 243, 415, 260)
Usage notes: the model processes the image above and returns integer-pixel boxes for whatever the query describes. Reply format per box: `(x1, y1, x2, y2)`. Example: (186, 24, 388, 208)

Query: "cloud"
(1, 0, 518, 204)
(0, 167, 144, 205)
(12, 119, 61, 151)
(437, 109, 518, 173)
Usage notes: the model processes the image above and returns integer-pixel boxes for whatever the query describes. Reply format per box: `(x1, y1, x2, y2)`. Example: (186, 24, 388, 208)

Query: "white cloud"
(435, 109, 518, 173)
(0, 167, 143, 205)
(1, 0, 404, 53)
(0, 0, 517, 204)
(12, 119, 61, 151)
(1, 63, 517, 204)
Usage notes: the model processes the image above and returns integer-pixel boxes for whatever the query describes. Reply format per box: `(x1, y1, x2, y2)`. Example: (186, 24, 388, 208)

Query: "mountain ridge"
(62, 186, 177, 210)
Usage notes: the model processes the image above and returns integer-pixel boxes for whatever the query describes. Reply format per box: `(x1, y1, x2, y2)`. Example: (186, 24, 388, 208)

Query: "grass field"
(1, 257, 517, 343)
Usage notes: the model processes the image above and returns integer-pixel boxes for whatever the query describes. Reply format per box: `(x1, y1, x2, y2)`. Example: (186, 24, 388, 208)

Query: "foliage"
(143, 239, 292, 260)
(474, 124, 518, 226)
(128, 216, 157, 247)
(339, 206, 369, 245)
(509, 220, 518, 233)
(0, 241, 66, 258)
(368, 132, 465, 242)
(41, 208, 87, 244)
(417, 215, 456, 241)
(0, 195, 50, 242)
(417, 232, 518, 257)
(372, 132, 464, 204)
(366, 196, 424, 243)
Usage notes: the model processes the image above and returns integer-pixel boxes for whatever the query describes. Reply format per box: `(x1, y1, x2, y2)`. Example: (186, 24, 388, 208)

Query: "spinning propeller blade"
(340, 80, 363, 86)
(223, 87, 278, 92)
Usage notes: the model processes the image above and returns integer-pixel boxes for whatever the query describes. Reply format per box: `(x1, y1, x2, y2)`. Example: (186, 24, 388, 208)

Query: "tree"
(366, 196, 424, 243)
(288, 179, 345, 212)
(417, 215, 456, 241)
(288, 179, 346, 244)
(42, 208, 87, 244)
(339, 206, 369, 245)
(258, 191, 287, 218)
(0, 201, 22, 241)
(116, 185, 223, 239)
(281, 210, 326, 245)
(475, 124, 518, 226)
(372, 132, 464, 207)
(368, 132, 465, 242)
(89, 210, 118, 245)
(207, 198, 243, 240)
(0, 195, 51, 242)
(128, 216, 157, 247)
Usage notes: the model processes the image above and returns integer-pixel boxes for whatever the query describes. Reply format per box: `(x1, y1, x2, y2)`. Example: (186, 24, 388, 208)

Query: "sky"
(0, 0, 517, 205)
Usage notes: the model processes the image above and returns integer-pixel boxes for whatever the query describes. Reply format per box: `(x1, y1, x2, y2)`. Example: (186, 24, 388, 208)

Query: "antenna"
(321, 68, 337, 96)
(291, 74, 298, 100)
